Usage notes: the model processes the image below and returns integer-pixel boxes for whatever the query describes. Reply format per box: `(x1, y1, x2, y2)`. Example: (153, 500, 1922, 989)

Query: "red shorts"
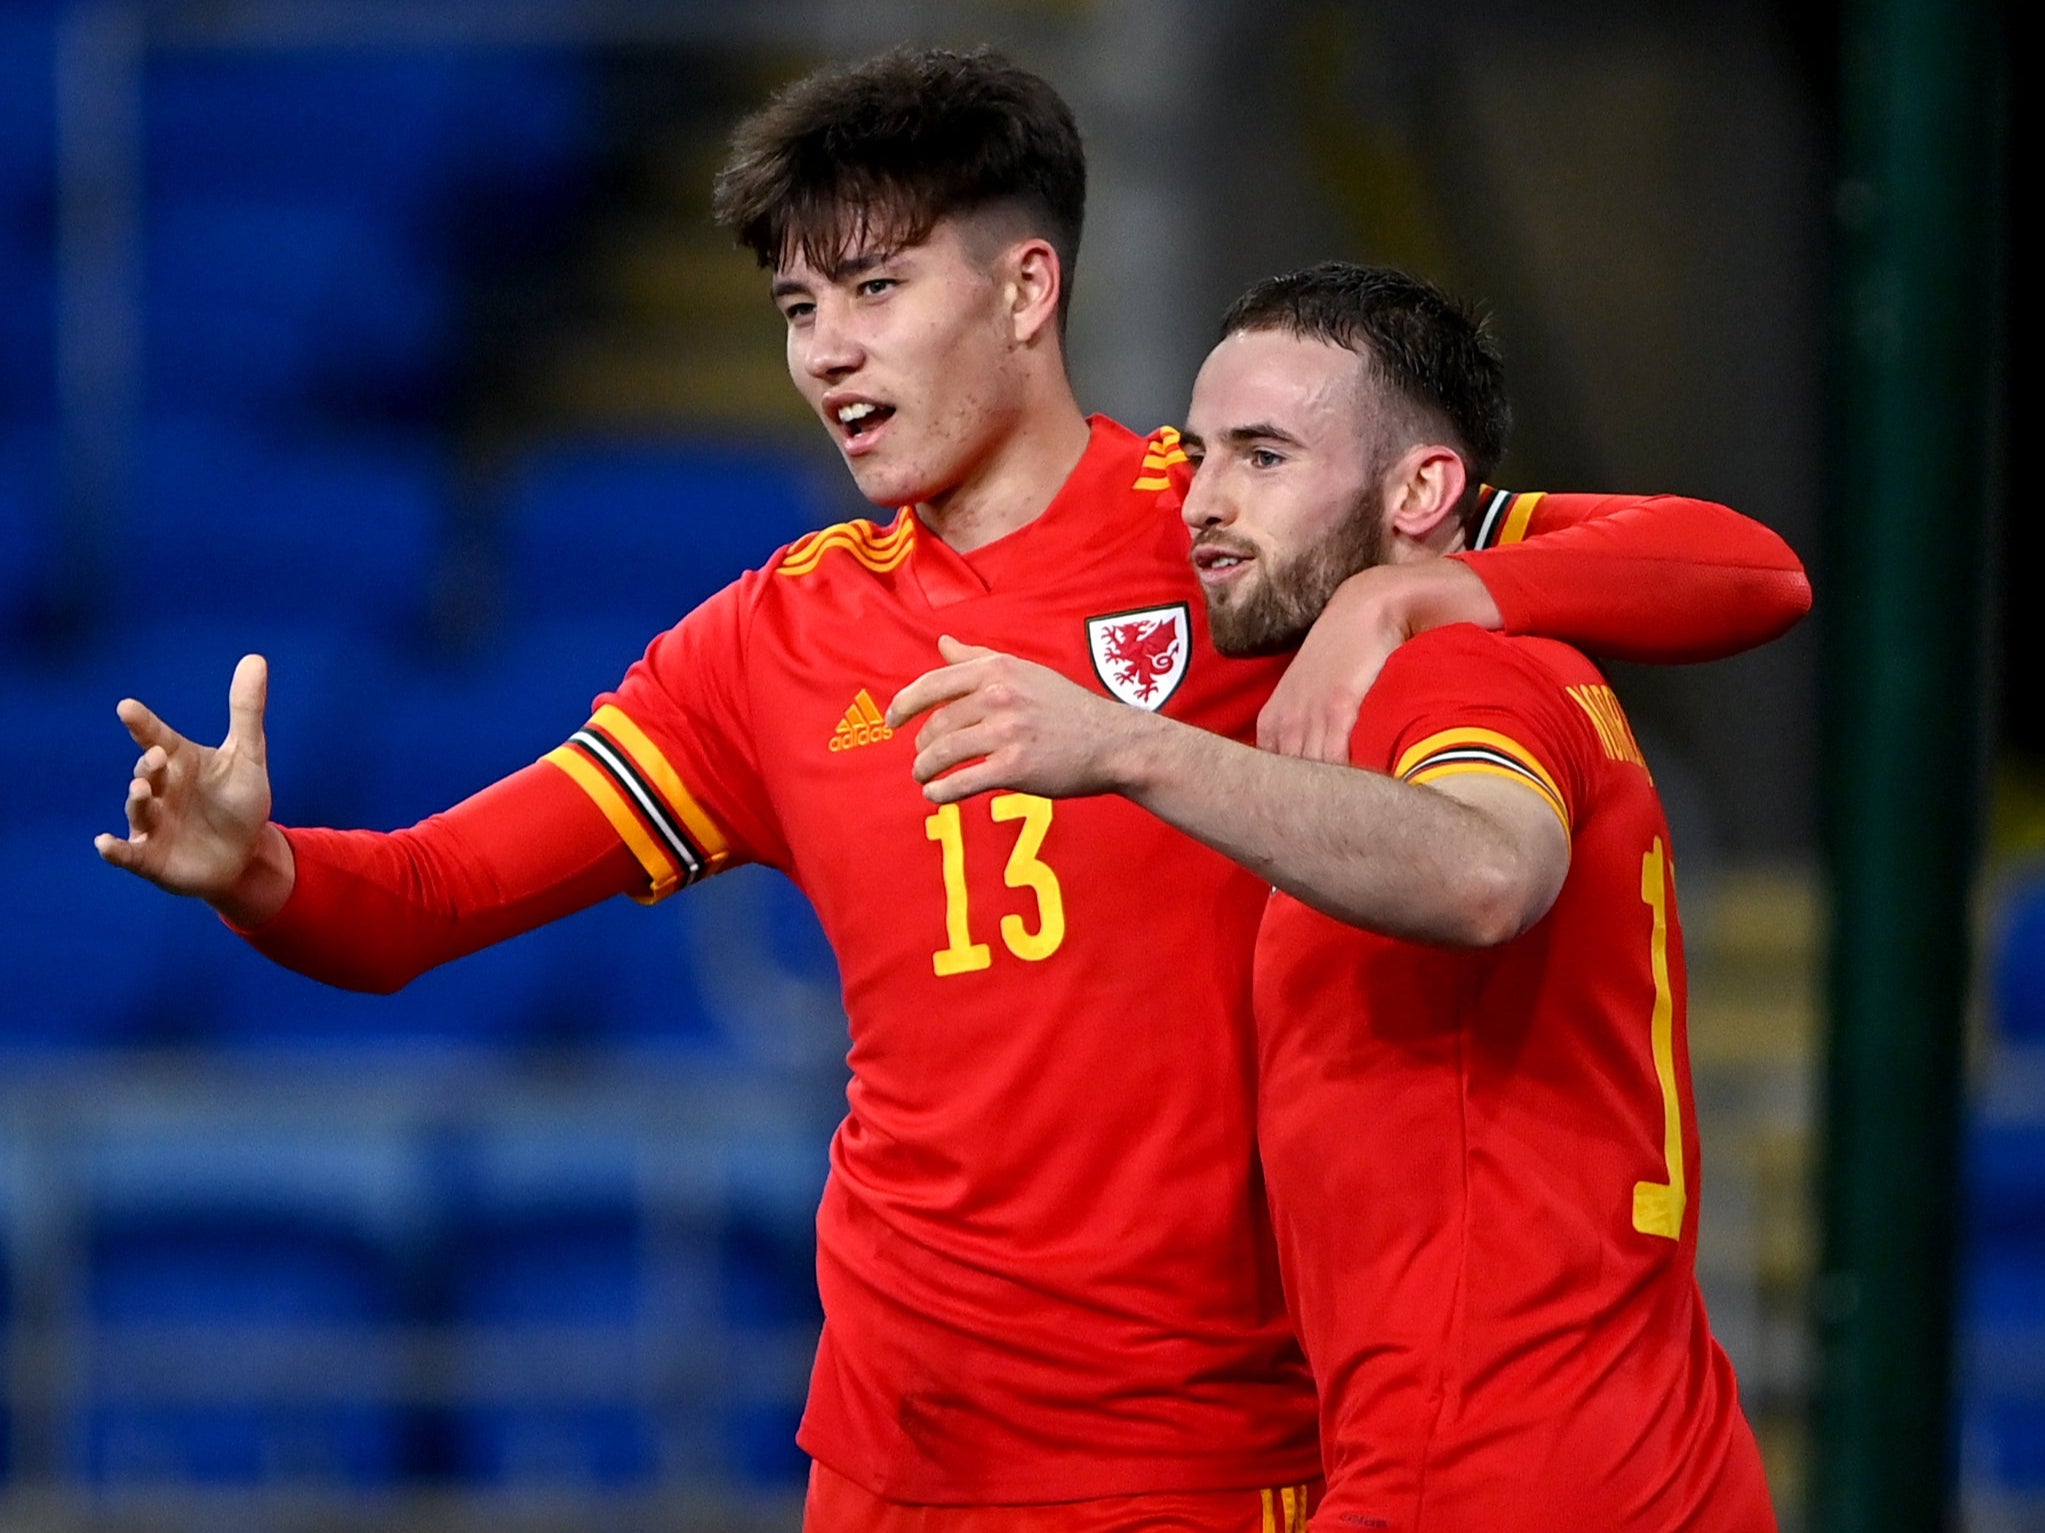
(804, 1460, 1319, 1532)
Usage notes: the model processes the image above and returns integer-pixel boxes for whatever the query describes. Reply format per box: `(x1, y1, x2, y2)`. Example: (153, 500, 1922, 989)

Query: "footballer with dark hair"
(895, 261, 1780, 1531)
(101, 51, 1804, 1531)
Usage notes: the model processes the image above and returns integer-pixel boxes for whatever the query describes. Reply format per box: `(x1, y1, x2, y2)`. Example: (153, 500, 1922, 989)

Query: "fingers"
(911, 721, 999, 786)
(887, 662, 983, 729)
(115, 696, 184, 754)
(95, 831, 140, 871)
(936, 634, 996, 664)
(887, 638, 1010, 726)
(124, 768, 161, 838)
(920, 757, 1007, 805)
(226, 654, 269, 761)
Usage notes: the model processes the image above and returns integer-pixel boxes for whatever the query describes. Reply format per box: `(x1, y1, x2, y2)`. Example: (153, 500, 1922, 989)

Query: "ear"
(1003, 237, 1064, 346)
(1383, 443, 1469, 546)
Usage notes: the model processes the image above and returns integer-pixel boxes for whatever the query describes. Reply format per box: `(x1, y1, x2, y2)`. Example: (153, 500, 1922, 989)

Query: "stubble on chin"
(1207, 508, 1386, 658)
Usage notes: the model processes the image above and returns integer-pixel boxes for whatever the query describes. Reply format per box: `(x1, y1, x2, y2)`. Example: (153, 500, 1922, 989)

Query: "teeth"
(837, 403, 878, 424)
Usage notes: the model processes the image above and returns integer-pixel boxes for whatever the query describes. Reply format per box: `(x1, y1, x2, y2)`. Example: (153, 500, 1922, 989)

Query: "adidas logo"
(829, 689, 895, 752)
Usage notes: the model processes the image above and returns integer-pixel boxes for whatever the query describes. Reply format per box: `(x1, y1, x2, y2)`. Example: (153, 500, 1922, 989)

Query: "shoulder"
(1377, 623, 1602, 697)
(763, 511, 918, 583)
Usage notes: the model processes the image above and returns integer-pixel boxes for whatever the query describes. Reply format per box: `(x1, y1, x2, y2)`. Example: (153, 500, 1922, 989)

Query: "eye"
(779, 299, 815, 325)
(1183, 446, 1206, 468)
(1247, 447, 1285, 469)
(856, 277, 898, 298)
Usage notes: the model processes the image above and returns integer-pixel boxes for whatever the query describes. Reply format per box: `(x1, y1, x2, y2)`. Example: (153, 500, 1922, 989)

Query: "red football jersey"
(552, 417, 1318, 1503)
(1253, 625, 1774, 1532)
(238, 416, 1806, 1504)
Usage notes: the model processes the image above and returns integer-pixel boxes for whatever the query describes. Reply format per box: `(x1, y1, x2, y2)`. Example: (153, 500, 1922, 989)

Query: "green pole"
(1813, 0, 2000, 1527)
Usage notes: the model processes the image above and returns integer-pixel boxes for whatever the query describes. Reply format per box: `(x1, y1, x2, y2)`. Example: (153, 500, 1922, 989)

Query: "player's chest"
(751, 571, 1261, 779)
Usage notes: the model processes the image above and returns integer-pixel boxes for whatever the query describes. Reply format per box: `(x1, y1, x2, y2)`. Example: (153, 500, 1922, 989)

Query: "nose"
(795, 296, 863, 382)
(1180, 458, 1232, 533)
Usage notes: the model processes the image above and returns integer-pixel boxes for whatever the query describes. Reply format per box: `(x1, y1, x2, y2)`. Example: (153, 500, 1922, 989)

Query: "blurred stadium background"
(0, 1, 2020, 1530)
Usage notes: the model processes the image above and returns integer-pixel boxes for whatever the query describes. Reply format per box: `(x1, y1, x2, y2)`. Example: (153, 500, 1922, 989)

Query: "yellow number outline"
(1631, 837, 1686, 1240)
(925, 794, 1067, 975)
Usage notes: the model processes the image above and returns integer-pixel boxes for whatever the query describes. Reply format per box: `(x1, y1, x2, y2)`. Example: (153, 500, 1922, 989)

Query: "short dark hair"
(1220, 263, 1511, 535)
(713, 47, 1087, 326)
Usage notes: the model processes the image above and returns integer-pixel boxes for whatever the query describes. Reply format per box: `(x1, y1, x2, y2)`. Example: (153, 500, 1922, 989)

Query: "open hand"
(886, 636, 1141, 804)
(95, 653, 277, 901)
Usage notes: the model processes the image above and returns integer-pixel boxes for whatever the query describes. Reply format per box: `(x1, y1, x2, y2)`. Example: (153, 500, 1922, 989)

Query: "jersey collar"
(907, 416, 1153, 609)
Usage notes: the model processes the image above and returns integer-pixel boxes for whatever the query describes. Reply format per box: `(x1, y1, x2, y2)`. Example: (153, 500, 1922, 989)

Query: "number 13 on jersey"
(925, 795, 1067, 976)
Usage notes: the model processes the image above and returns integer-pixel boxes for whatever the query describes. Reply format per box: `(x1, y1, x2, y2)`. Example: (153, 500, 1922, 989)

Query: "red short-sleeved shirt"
(548, 418, 1318, 1503)
(1253, 625, 1774, 1533)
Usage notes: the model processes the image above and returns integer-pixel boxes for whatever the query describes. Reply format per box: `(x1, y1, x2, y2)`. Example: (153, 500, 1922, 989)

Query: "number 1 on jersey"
(925, 794, 1067, 976)
(1632, 838, 1686, 1240)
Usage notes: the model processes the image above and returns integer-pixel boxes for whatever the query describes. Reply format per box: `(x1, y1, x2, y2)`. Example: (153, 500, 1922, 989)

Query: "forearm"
(1106, 713, 1540, 946)
(1454, 493, 1812, 661)
(227, 763, 643, 991)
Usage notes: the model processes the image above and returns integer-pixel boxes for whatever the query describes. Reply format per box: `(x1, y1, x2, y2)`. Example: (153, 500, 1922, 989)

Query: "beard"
(1203, 492, 1387, 657)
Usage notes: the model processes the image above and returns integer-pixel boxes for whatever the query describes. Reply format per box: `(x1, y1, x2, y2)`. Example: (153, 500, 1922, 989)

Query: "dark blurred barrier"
(1813, 0, 2003, 1525)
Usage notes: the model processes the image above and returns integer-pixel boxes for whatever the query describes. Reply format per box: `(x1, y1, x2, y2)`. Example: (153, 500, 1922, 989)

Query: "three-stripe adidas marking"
(830, 690, 894, 752)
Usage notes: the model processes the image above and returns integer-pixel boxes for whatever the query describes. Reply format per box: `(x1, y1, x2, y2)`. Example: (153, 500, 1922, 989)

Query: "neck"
(916, 386, 1093, 555)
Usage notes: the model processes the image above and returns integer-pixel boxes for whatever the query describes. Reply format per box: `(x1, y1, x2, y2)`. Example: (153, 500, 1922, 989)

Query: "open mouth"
(835, 401, 896, 442)
(1192, 542, 1256, 581)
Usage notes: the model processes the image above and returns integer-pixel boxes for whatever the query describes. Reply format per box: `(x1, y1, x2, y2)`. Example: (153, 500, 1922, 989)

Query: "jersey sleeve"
(544, 576, 789, 900)
(1452, 489, 1812, 661)
(235, 762, 647, 992)
(1353, 625, 1597, 841)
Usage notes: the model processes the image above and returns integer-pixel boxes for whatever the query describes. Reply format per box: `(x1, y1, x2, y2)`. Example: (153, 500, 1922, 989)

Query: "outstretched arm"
(1261, 491, 1810, 760)
(888, 638, 1566, 948)
(98, 655, 644, 991)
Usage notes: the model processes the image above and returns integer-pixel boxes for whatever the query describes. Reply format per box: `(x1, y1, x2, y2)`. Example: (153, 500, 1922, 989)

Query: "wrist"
(1427, 554, 1506, 632)
(1097, 705, 1174, 797)
(210, 822, 297, 930)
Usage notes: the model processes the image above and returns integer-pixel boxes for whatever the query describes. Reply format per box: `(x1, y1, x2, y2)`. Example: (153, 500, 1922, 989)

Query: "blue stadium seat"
(1995, 873, 2045, 1046)
(1961, 1119, 2045, 1497)
(0, 12, 55, 227)
(4, 614, 386, 833)
(539, 895, 724, 1054)
(0, 424, 56, 641)
(201, 908, 590, 1057)
(144, 205, 453, 420)
(0, 822, 217, 1053)
(355, 615, 655, 830)
(715, 1136, 824, 1483)
(502, 441, 834, 635)
(144, 51, 593, 228)
(0, 232, 53, 421)
(129, 422, 447, 635)
(79, 1129, 416, 1485)
(438, 1130, 696, 1486)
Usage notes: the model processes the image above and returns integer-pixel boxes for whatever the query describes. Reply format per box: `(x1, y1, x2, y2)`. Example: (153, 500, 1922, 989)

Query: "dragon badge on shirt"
(1086, 603, 1190, 710)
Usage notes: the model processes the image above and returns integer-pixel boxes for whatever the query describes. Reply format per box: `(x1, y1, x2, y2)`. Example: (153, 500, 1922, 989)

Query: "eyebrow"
(1185, 422, 1308, 453)
(770, 248, 899, 301)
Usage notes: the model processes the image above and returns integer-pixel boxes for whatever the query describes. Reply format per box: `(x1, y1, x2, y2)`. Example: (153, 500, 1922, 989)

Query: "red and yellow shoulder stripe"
(1395, 726, 1570, 836)
(542, 703, 730, 902)
(1133, 426, 1190, 493)
(1471, 487, 1546, 548)
(776, 515, 916, 579)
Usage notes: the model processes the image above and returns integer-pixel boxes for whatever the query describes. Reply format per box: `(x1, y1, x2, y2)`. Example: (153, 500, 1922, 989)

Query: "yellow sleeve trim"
(1497, 490, 1546, 546)
(542, 745, 681, 903)
(589, 704, 731, 869)
(1406, 760, 1570, 838)
(1396, 725, 1569, 831)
